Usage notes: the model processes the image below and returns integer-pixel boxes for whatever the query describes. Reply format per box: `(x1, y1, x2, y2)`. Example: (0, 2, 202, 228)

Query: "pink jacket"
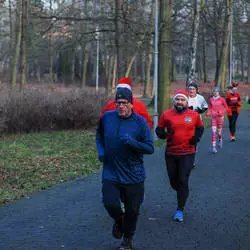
(207, 96, 228, 118)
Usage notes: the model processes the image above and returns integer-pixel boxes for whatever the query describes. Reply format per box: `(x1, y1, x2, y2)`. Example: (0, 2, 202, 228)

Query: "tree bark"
(11, 1, 22, 89)
(20, 0, 28, 88)
(187, 0, 201, 82)
(247, 44, 250, 83)
(158, 0, 172, 115)
(8, 0, 14, 83)
(217, 0, 231, 91)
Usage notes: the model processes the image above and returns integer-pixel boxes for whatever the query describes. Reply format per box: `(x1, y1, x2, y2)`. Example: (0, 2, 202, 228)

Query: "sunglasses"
(115, 101, 129, 106)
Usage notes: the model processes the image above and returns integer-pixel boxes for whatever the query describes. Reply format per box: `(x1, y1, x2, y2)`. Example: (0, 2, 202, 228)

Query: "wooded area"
(0, 0, 250, 112)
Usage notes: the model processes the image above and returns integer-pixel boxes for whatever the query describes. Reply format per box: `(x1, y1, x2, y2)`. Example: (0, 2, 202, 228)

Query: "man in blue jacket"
(96, 87, 154, 250)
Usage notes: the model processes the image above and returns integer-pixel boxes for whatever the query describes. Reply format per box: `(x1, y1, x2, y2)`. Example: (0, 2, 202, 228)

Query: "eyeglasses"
(115, 101, 129, 106)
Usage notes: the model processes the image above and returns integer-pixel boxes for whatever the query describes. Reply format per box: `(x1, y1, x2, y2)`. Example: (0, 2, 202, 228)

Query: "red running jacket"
(226, 92, 242, 116)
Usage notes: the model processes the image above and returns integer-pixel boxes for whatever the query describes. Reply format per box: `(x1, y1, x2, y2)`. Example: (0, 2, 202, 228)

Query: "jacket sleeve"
(155, 113, 168, 139)
(100, 100, 116, 117)
(96, 118, 105, 159)
(135, 101, 153, 129)
(125, 121, 154, 154)
(195, 114, 204, 141)
(237, 94, 242, 106)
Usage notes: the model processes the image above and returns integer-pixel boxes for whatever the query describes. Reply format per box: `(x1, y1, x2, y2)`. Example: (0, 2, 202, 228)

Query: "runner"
(206, 87, 228, 153)
(186, 81, 208, 168)
(226, 82, 242, 141)
(96, 87, 154, 249)
(155, 89, 204, 222)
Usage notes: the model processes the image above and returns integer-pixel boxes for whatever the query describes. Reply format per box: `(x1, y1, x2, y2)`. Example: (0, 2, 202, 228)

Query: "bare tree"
(20, 0, 28, 88)
(158, 0, 172, 115)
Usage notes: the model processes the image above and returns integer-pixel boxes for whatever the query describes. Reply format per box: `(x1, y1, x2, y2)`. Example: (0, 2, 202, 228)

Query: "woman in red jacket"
(226, 82, 242, 141)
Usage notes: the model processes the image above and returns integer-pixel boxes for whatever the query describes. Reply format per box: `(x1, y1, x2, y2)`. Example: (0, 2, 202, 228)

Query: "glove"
(98, 154, 104, 162)
(120, 134, 132, 145)
(195, 107, 203, 114)
(188, 106, 194, 110)
(189, 136, 199, 145)
(155, 127, 167, 139)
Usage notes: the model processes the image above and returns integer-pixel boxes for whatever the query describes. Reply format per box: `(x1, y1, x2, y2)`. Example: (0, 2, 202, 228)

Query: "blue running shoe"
(212, 147, 217, 154)
(218, 140, 223, 149)
(174, 210, 183, 222)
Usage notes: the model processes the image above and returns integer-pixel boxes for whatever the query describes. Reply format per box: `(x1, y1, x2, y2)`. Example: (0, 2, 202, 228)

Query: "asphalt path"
(0, 112, 249, 250)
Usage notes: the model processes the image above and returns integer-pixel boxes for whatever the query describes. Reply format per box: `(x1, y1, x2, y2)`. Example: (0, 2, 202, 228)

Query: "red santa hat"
(174, 89, 189, 102)
(116, 77, 132, 91)
(232, 81, 239, 88)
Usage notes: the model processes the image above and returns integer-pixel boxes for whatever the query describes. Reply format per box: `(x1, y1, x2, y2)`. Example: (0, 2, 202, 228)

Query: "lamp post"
(229, 4, 248, 87)
(95, 26, 100, 92)
(153, 0, 159, 140)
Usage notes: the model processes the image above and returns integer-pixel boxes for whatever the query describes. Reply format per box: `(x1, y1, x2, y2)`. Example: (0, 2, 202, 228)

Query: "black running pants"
(165, 153, 194, 211)
(102, 180, 144, 238)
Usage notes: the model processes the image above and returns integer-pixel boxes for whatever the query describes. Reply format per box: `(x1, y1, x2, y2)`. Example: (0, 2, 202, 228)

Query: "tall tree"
(11, 0, 22, 88)
(158, 0, 172, 115)
(187, 0, 202, 83)
(248, 44, 250, 83)
(217, 0, 231, 90)
(20, 0, 28, 88)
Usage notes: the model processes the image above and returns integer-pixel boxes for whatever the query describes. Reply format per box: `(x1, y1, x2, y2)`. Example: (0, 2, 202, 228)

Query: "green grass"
(0, 131, 102, 204)
(241, 100, 250, 110)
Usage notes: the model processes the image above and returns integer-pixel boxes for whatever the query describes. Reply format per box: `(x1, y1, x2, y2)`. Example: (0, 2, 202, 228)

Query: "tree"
(158, 0, 172, 115)
(20, 0, 29, 88)
(187, 0, 202, 83)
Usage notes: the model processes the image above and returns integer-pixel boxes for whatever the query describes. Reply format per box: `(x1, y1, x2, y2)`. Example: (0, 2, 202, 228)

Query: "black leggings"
(102, 180, 144, 238)
(165, 153, 194, 211)
(228, 111, 239, 136)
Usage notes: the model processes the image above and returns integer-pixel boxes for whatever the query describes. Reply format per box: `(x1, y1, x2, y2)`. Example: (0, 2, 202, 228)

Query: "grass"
(0, 131, 102, 205)
(241, 100, 250, 110)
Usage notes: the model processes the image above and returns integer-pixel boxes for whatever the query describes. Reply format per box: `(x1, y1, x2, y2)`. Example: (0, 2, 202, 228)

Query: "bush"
(0, 87, 108, 134)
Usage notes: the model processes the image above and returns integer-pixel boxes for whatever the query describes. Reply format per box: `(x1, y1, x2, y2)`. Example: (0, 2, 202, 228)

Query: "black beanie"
(187, 81, 198, 91)
(115, 88, 133, 104)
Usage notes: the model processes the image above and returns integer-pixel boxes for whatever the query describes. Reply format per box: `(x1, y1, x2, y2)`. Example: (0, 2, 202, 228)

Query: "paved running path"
(0, 112, 249, 250)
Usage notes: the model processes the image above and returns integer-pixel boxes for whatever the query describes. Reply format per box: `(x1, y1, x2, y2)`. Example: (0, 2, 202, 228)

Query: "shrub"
(0, 87, 108, 134)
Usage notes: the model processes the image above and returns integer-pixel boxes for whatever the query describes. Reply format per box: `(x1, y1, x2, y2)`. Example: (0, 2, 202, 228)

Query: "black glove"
(155, 127, 167, 139)
(189, 136, 200, 145)
(188, 106, 194, 110)
(195, 107, 208, 114)
(195, 107, 203, 113)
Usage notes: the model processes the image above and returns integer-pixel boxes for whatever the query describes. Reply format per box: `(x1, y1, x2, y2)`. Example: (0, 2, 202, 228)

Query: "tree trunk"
(71, 49, 75, 82)
(115, 0, 121, 80)
(187, 0, 201, 82)
(11, 2, 22, 89)
(217, 0, 231, 91)
(112, 55, 117, 94)
(158, 0, 172, 115)
(108, 55, 114, 93)
(9, 0, 14, 83)
(20, 0, 28, 88)
(202, 26, 207, 82)
(125, 55, 137, 77)
(81, 47, 89, 88)
(49, 29, 54, 83)
(247, 44, 250, 83)
(144, 53, 153, 97)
